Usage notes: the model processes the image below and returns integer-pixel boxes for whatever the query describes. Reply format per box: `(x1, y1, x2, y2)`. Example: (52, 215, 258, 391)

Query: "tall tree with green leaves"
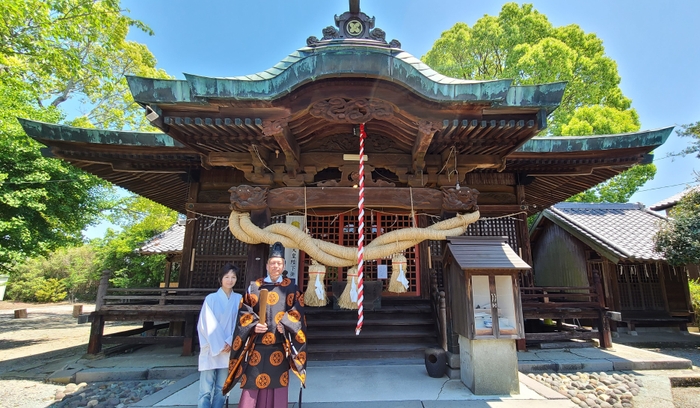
(0, 0, 171, 271)
(422, 3, 652, 203)
(655, 187, 700, 266)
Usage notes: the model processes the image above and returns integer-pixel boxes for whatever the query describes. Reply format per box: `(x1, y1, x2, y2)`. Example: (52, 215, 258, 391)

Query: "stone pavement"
(46, 330, 700, 408)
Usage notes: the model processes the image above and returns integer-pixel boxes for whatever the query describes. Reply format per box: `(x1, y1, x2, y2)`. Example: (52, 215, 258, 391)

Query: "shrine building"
(19, 0, 673, 392)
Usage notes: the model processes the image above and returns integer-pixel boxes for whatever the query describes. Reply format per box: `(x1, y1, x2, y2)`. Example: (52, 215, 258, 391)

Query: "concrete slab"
(152, 362, 548, 407)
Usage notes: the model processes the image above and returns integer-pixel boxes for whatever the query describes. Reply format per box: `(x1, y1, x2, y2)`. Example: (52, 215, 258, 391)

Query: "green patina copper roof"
(19, 118, 671, 155)
(127, 45, 566, 110)
(18, 118, 185, 148)
(516, 127, 674, 153)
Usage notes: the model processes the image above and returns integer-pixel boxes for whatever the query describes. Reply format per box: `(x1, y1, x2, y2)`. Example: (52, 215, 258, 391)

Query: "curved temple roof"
(17, 2, 675, 215)
(127, 45, 566, 113)
(127, 48, 566, 112)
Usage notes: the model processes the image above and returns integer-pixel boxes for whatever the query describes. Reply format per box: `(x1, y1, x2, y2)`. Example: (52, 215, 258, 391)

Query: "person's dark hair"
(220, 263, 239, 282)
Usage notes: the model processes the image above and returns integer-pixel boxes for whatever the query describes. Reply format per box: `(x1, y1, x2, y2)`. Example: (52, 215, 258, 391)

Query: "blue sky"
(86, 0, 700, 237)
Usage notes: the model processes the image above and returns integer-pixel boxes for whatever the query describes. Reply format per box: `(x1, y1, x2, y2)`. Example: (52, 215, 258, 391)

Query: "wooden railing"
(519, 271, 612, 348)
(101, 287, 210, 306)
(88, 270, 216, 356)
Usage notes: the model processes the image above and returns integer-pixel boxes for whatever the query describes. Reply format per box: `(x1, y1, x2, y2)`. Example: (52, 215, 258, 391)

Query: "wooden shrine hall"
(20, 1, 673, 363)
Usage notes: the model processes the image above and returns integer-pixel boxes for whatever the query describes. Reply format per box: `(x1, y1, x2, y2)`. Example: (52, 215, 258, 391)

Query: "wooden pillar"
(14, 309, 27, 318)
(418, 215, 431, 299)
(245, 208, 271, 286)
(163, 255, 173, 288)
(515, 185, 534, 287)
(593, 270, 612, 348)
(181, 179, 200, 288)
(182, 314, 196, 356)
(95, 270, 111, 311)
(87, 314, 105, 354)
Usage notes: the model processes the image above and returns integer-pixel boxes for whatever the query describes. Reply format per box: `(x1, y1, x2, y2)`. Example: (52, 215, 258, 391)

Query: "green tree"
(676, 121, 700, 158)
(6, 245, 98, 302)
(655, 187, 700, 266)
(422, 3, 652, 202)
(0, 0, 171, 271)
(94, 196, 178, 288)
(561, 106, 655, 203)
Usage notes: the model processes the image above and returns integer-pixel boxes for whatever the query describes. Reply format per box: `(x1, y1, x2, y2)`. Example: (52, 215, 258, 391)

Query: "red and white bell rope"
(355, 123, 366, 335)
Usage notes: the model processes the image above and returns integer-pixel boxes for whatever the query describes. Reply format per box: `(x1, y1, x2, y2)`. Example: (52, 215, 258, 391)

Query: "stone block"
(459, 336, 519, 395)
(445, 351, 460, 368)
(147, 366, 198, 380)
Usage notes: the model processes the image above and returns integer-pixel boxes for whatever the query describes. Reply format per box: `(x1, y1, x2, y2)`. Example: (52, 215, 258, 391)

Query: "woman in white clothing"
(197, 263, 242, 408)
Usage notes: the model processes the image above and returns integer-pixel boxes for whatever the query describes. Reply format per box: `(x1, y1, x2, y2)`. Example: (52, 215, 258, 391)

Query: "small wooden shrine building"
(20, 2, 673, 360)
(530, 203, 694, 333)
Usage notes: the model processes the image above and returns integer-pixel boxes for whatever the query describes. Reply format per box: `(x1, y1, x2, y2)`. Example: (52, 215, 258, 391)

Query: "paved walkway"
(136, 363, 578, 408)
(49, 332, 699, 408)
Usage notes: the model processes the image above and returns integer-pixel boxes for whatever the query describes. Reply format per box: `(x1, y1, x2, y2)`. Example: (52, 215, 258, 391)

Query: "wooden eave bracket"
(262, 118, 300, 175)
(412, 120, 442, 174)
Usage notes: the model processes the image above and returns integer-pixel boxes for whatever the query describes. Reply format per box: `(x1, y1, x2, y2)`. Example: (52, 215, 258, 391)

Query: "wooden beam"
(189, 188, 523, 216)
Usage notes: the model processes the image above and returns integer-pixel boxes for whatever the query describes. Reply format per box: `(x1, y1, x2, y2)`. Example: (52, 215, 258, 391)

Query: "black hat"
(269, 242, 285, 259)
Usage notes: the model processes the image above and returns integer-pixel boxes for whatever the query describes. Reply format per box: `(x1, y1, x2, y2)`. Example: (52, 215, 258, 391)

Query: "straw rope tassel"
(304, 260, 328, 307)
(355, 123, 366, 335)
(338, 266, 359, 310)
(388, 253, 409, 293)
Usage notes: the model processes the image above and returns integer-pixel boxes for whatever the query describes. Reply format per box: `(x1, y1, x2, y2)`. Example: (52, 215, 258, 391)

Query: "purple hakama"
(238, 387, 288, 408)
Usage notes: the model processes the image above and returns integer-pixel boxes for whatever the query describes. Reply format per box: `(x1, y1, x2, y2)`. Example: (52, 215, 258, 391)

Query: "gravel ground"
(0, 301, 146, 408)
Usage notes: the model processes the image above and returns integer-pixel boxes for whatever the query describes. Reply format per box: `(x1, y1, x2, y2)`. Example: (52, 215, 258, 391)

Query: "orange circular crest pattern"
(255, 279, 264, 287)
(266, 291, 279, 305)
(249, 350, 261, 366)
(287, 293, 294, 307)
(248, 293, 258, 307)
(274, 311, 285, 324)
(240, 314, 254, 327)
(262, 332, 276, 345)
(281, 278, 291, 286)
(297, 292, 305, 307)
(296, 351, 307, 365)
(255, 373, 271, 389)
(235, 364, 243, 378)
(270, 350, 284, 366)
(240, 374, 247, 387)
(233, 336, 242, 351)
(287, 310, 301, 323)
(280, 371, 289, 387)
(295, 329, 306, 343)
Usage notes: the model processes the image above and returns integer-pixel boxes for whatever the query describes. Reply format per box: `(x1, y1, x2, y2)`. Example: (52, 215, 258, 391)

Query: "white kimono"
(197, 288, 242, 371)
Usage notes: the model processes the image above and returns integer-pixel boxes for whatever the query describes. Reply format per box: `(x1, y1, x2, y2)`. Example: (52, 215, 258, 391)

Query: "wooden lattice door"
(616, 263, 665, 311)
(189, 218, 248, 291)
(430, 217, 523, 292)
(300, 211, 420, 297)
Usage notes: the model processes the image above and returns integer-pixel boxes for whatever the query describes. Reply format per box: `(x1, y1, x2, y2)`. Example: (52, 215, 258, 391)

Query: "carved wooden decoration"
(442, 187, 480, 212)
(229, 185, 269, 211)
(317, 164, 395, 188)
(309, 98, 395, 124)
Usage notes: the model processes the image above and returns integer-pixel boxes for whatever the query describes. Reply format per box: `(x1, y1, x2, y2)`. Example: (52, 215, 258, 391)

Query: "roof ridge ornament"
(306, 0, 401, 48)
